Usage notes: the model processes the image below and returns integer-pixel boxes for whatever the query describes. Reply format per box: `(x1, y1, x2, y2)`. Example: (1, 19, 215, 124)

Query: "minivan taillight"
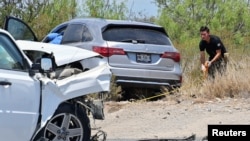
(161, 52, 180, 62)
(92, 46, 125, 57)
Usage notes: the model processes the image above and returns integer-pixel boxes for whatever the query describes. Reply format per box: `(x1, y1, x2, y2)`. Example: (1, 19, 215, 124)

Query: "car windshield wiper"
(120, 39, 145, 44)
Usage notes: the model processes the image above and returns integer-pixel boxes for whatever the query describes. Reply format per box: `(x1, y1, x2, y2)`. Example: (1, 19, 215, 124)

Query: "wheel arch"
(32, 100, 91, 141)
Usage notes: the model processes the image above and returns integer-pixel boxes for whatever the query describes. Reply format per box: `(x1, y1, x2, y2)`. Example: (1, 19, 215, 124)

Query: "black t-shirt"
(199, 35, 227, 61)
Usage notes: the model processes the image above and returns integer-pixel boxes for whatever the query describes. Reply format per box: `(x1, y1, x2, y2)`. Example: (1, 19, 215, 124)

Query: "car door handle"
(0, 81, 12, 86)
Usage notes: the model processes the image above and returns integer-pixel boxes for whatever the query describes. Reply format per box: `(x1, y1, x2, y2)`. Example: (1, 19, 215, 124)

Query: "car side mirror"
(29, 53, 56, 76)
(41, 58, 52, 72)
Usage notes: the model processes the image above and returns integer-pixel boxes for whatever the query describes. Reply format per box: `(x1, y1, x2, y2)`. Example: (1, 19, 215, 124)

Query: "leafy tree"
(154, 0, 250, 44)
(153, 0, 250, 84)
(32, 0, 78, 40)
(80, 0, 128, 20)
(0, 0, 78, 40)
(0, 0, 157, 40)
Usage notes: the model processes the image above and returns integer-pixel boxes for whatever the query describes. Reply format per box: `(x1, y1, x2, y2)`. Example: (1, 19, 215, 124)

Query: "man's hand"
(206, 61, 212, 67)
(201, 64, 206, 71)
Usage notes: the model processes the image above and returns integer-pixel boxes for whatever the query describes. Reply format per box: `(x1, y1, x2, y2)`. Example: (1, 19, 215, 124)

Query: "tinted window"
(82, 26, 93, 42)
(102, 27, 172, 45)
(54, 25, 68, 35)
(7, 18, 36, 41)
(61, 24, 93, 44)
(0, 33, 26, 70)
(42, 25, 67, 43)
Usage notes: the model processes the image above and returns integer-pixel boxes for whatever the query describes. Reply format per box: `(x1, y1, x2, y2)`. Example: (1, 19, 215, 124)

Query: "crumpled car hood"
(16, 40, 101, 66)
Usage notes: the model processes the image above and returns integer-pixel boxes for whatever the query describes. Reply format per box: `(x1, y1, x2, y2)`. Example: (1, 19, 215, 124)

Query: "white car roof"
(16, 40, 100, 66)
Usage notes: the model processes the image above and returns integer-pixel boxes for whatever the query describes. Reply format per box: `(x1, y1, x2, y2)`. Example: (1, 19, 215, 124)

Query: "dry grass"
(178, 53, 250, 100)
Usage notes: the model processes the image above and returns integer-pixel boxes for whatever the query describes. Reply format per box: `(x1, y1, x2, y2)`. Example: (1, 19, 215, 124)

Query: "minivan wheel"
(37, 103, 91, 141)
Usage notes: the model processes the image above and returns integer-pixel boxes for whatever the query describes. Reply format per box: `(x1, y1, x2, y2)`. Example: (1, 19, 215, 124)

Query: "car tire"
(35, 103, 91, 141)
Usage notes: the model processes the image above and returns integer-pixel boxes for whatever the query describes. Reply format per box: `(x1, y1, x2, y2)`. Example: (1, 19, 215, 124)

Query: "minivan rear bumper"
(115, 76, 181, 88)
(110, 67, 182, 88)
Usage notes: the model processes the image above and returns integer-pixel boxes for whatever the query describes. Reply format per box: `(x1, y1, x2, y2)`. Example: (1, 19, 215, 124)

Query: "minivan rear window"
(102, 27, 172, 45)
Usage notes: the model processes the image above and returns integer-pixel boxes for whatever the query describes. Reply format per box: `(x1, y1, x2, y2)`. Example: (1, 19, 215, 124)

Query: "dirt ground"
(90, 96, 250, 141)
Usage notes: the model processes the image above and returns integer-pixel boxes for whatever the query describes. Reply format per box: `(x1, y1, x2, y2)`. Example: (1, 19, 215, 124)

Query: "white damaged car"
(0, 29, 111, 141)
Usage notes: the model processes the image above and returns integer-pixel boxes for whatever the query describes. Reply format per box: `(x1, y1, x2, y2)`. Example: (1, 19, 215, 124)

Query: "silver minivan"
(5, 16, 182, 90)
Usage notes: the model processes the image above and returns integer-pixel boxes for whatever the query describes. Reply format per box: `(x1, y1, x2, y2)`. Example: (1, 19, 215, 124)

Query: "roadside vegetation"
(0, 0, 249, 100)
(155, 0, 250, 100)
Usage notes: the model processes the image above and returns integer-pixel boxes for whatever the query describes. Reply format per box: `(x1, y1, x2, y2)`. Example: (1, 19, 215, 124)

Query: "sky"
(124, 0, 158, 17)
